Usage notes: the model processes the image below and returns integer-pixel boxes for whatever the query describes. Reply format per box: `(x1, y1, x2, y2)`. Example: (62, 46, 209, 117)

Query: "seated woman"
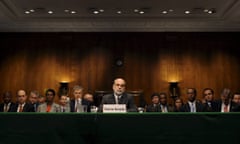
(172, 97, 183, 112)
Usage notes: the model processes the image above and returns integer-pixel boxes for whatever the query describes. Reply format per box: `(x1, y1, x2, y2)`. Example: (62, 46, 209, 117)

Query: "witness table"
(0, 113, 239, 144)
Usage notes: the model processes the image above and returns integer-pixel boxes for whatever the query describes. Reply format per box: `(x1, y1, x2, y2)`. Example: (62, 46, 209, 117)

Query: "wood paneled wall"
(1, 32, 240, 105)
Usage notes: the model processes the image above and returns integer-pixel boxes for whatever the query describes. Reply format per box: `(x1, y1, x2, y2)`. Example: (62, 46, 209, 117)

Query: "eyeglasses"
(46, 93, 54, 96)
(114, 84, 125, 87)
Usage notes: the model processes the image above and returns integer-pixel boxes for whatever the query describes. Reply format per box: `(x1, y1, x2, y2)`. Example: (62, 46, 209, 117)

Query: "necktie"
(75, 101, 79, 112)
(191, 103, 195, 112)
(34, 104, 37, 112)
(117, 96, 120, 104)
(4, 104, 8, 112)
(162, 106, 165, 112)
(19, 105, 23, 112)
(224, 105, 228, 112)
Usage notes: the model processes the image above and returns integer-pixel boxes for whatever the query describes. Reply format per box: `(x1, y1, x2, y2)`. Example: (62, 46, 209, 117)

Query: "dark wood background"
(0, 32, 240, 106)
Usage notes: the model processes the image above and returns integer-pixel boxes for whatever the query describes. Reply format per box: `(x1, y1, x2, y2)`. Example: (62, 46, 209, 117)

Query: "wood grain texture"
(0, 33, 240, 106)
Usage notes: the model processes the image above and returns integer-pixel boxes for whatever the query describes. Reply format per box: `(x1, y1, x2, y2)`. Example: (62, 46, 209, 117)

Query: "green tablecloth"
(0, 113, 239, 144)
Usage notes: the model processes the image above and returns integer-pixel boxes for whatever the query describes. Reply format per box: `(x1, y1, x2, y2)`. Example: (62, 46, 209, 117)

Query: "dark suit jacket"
(202, 101, 219, 112)
(10, 103, 35, 112)
(70, 99, 90, 112)
(0, 102, 16, 112)
(99, 93, 137, 112)
(146, 104, 161, 112)
(180, 101, 204, 112)
(30, 103, 39, 112)
(214, 99, 240, 112)
(146, 104, 172, 112)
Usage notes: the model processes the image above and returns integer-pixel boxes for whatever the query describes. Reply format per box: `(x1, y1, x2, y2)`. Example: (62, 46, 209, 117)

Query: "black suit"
(0, 102, 16, 112)
(99, 93, 137, 112)
(215, 99, 240, 112)
(10, 103, 35, 112)
(70, 99, 90, 112)
(180, 101, 204, 112)
(202, 101, 219, 112)
(146, 104, 161, 112)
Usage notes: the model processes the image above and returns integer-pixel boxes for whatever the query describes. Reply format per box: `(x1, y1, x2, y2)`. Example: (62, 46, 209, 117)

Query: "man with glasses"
(99, 78, 137, 112)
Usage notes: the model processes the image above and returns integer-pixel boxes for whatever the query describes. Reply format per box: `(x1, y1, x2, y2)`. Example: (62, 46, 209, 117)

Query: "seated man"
(28, 90, 40, 112)
(180, 88, 204, 112)
(83, 92, 95, 105)
(0, 91, 16, 112)
(99, 78, 137, 112)
(10, 90, 35, 112)
(70, 85, 89, 112)
(202, 88, 218, 112)
(59, 94, 70, 112)
(230, 92, 240, 112)
(146, 93, 161, 112)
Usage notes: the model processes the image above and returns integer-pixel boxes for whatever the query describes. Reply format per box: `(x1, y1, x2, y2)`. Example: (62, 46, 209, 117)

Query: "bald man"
(10, 90, 35, 112)
(99, 78, 137, 112)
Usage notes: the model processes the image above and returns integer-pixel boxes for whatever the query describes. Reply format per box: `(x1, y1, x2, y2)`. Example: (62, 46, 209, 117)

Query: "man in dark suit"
(146, 93, 161, 112)
(70, 85, 90, 112)
(0, 91, 15, 112)
(28, 90, 40, 112)
(10, 90, 34, 112)
(99, 78, 137, 112)
(180, 88, 204, 112)
(231, 92, 240, 112)
(202, 88, 218, 112)
(215, 88, 233, 112)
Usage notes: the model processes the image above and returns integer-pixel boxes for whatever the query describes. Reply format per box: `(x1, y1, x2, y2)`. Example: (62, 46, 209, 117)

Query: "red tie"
(19, 105, 23, 112)
(224, 105, 228, 112)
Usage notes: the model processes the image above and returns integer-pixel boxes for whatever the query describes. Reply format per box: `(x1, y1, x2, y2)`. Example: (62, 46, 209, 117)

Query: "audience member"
(59, 94, 70, 112)
(159, 92, 171, 112)
(172, 97, 183, 112)
(0, 91, 15, 112)
(10, 90, 34, 112)
(70, 85, 89, 112)
(230, 92, 240, 112)
(146, 93, 161, 112)
(38, 95, 45, 104)
(29, 90, 40, 112)
(83, 92, 95, 106)
(215, 88, 232, 112)
(180, 88, 204, 112)
(37, 89, 59, 112)
(202, 88, 218, 112)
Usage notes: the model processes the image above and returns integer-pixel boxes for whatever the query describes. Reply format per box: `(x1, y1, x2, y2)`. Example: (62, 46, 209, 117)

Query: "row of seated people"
(1, 78, 240, 112)
(146, 88, 240, 112)
(0, 85, 95, 112)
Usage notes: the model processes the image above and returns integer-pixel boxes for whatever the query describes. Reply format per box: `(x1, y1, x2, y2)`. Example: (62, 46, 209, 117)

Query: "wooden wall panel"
(0, 33, 240, 106)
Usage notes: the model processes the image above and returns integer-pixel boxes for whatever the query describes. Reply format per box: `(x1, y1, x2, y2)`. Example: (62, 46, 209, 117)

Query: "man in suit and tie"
(215, 88, 237, 112)
(10, 90, 35, 112)
(146, 93, 161, 112)
(99, 78, 137, 112)
(59, 94, 70, 112)
(28, 90, 40, 112)
(0, 91, 15, 112)
(202, 88, 218, 112)
(70, 85, 89, 112)
(180, 88, 203, 112)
